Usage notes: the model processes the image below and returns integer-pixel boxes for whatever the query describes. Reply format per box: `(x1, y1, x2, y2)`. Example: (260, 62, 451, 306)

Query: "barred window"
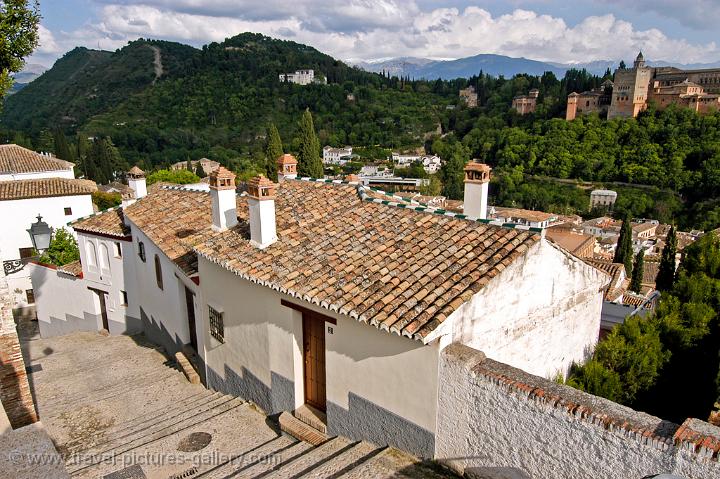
(138, 241, 146, 262)
(209, 306, 224, 343)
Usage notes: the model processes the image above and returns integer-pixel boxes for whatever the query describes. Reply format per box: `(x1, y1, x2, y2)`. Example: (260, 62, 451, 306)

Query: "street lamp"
(27, 214, 52, 252)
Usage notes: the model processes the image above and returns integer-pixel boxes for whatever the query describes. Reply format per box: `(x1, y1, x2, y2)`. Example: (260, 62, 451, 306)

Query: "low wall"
(436, 343, 720, 479)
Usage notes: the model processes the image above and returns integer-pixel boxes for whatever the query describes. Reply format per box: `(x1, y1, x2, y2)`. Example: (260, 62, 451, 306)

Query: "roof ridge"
(160, 185, 211, 194)
(291, 176, 545, 236)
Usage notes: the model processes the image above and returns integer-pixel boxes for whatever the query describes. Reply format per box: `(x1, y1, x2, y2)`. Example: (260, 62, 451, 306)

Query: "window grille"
(209, 306, 224, 343)
(138, 241, 146, 262)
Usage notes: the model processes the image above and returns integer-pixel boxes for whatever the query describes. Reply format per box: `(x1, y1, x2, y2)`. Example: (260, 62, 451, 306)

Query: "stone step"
(39, 368, 183, 418)
(66, 396, 246, 474)
(196, 434, 298, 479)
(279, 411, 328, 446)
(175, 350, 201, 384)
(294, 404, 328, 434)
(336, 448, 457, 479)
(230, 440, 314, 479)
(298, 441, 382, 479)
(61, 390, 222, 454)
(266, 436, 352, 479)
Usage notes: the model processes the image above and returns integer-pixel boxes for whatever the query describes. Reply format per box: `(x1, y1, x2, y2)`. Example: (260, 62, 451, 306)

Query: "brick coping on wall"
(444, 343, 720, 462)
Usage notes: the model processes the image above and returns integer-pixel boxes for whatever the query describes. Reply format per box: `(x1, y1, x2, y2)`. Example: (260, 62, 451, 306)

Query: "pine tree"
(614, 215, 633, 277)
(265, 123, 283, 179)
(296, 109, 322, 178)
(195, 162, 206, 178)
(630, 249, 644, 293)
(656, 226, 677, 291)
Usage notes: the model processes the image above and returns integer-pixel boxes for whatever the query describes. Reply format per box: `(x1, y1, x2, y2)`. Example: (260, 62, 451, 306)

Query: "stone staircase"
(21, 331, 458, 478)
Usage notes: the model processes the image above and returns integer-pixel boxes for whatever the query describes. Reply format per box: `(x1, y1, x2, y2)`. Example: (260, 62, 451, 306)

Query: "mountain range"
(353, 55, 720, 80)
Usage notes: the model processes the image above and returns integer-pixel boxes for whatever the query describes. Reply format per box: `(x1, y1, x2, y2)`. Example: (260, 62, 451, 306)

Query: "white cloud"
(600, 0, 720, 30)
(35, 2, 720, 67)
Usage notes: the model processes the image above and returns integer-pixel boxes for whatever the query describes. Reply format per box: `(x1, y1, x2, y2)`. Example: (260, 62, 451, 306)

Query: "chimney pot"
(276, 154, 298, 182)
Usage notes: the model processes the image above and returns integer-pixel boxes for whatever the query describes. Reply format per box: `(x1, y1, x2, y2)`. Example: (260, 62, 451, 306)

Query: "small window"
(209, 306, 224, 343)
(26, 289, 35, 304)
(114, 242, 122, 258)
(154, 254, 163, 290)
(120, 290, 128, 306)
(64, 207, 72, 216)
(19, 247, 35, 259)
(138, 241, 146, 262)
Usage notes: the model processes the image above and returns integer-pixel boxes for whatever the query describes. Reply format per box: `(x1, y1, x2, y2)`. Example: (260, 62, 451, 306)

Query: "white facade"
(392, 154, 442, 174)
(463, 181, 488, 219)
(590, 189, 618, 209)
(392, 153, 421, 166)
(322, 146, 353, 165)
(1, 194, 94, 307)
(422, 155, 442, 174)
(279, 69, 316, 85)
(0, 167, 74, 182)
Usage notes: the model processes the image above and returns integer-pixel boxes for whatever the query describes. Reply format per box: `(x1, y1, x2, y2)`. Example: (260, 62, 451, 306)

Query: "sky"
(29, 0, 720, 68)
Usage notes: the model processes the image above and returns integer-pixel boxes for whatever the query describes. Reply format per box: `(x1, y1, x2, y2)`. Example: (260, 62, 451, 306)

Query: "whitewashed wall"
(0, 168, 75, 182)
(428, 239, 606, 379)
(436, 343, 720, 478)
(30, 263, 99, 336)
(76, 231, 141, 335)
(0, 194, 94, 306)
(127, 219, 199, 354)
(198, 255, 439, 457)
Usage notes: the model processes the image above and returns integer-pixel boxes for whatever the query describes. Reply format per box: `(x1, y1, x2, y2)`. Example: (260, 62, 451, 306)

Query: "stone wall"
(436, 343, 720, 479)
(0, 260, 37, 429)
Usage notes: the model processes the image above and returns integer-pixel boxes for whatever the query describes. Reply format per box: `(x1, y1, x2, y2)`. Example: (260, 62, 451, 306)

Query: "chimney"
(247, 174, 277, 249)
(127, 166, 147, 199)
(209, 166, 238, 232)
(121, 191, 136, 209)
(276, 154, 298, 182)
(463, 162, 491, 219)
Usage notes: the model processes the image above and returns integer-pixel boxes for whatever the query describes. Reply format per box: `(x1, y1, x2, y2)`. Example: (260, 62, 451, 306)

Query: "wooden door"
(303, 312, 326, 411)
(97, 290, 109, 331)
(185, 286, 198, 351)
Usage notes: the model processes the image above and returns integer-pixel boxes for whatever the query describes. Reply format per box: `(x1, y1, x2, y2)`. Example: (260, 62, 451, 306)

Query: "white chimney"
(127, 166, 147, 199)
(209, 167, 238, 232)
(463, 162, 491, 219)
(121, 191, 136, 209)
(247, 174, 277, 249)
(276, 154, 298, 182)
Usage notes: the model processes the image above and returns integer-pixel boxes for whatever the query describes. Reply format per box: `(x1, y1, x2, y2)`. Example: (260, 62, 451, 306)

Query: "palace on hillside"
(566, 52, 720, 120)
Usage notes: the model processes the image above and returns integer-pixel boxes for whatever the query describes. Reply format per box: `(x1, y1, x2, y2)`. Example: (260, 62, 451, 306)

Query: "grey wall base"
(39, 312, 141, 339)
(206, 364, 294, 415)
(139, 307, 185, 356)
(327, 392, 435, 459)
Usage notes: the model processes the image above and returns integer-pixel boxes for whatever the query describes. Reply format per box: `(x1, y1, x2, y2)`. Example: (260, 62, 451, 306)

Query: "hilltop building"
(322, 146, 353, 165)
(459, 86, 478, 107)
(170, 158, 220, 175)
(568, 52, 720, 120)
(278, 69, 326, 85)
(566, 81, 614, 120)
(511, 88, 539, 115)
(590, 189, 618, 210)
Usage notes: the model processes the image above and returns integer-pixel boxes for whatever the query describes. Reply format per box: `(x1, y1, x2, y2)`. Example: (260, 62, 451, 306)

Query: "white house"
(422, 155, 442, 174)
(1, 149, 95, 308)
(30, 158, 608, 459)
(279, 69, 326, 85)
(391, 153, 442, 174)
(322, 146, 353, 165)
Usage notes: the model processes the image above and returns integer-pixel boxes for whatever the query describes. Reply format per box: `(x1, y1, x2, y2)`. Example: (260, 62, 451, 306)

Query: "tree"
(0, 0, 40, 100)
(656, 226, 677, 291)
(186, 159, 193, 172)
(296, 109, 322, 178)
(195, 162, 206, 178)
(92, 191, 121, 210)
(39, 228, 80, 266)
(146, 169, 199, 185)
(614, 214, 633, 277)
(53, 129, 74, 163)
(630, 249, 645, 293)
(440, 144, 469, 200)
(265, 123, 283, 179)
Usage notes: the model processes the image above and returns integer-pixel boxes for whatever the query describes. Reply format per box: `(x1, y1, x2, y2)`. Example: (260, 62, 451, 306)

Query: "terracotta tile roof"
(546, 229, 595, 256)
(0, 144, 74, 174)
(194, 180, 541, 341)
(584, 258, 625, 301)
(72, 208, 130, 238)
(57, 260, 83, 277)
(643, 260, 660, 286)
(492, 206, 556, 223)
(123, 187, 215, 276)
(0, 178, 96, 201)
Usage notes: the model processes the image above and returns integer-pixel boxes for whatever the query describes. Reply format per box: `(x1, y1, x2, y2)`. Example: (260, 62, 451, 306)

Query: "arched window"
(154, 255, 163, 290)
(99, 243, 111, 274)
(86, 241, 97, 270)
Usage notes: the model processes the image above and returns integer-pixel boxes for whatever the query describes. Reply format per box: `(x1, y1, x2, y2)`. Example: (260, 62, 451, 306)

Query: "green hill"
(1, 33, 454, 166)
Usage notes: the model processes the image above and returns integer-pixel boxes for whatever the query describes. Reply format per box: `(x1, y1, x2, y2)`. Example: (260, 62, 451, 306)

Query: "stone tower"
(566, 92, 579, 121)
(607, 51, 653, 119)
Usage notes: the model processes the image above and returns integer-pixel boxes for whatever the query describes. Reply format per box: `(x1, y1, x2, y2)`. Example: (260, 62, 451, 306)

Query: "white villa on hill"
(32, 156, 608, 458)
(0, 144, 95, 308)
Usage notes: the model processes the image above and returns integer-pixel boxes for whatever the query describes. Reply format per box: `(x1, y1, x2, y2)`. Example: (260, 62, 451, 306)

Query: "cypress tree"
(53, 129, 74, 162)
(195, 162, 206, 178)
(265, 123, 283, 179)
(440, 144, 468, 200)
(656, 226, 677, 291)
(630, 249, 644, 293)
(186, 159, 193, 172)
(296, 109, 322, 178)
(614, 215, 633, 277)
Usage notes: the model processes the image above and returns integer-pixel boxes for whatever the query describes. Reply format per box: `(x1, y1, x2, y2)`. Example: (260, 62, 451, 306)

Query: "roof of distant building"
(584, 258, 625, 301)
(0, 178, 96, 201)
(546, 229, 595, 256)
(492, 207, 556, 223)
(72, 207, 130, 238)
(97, 181, 132, 195)
(0, 144, 74, 174)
